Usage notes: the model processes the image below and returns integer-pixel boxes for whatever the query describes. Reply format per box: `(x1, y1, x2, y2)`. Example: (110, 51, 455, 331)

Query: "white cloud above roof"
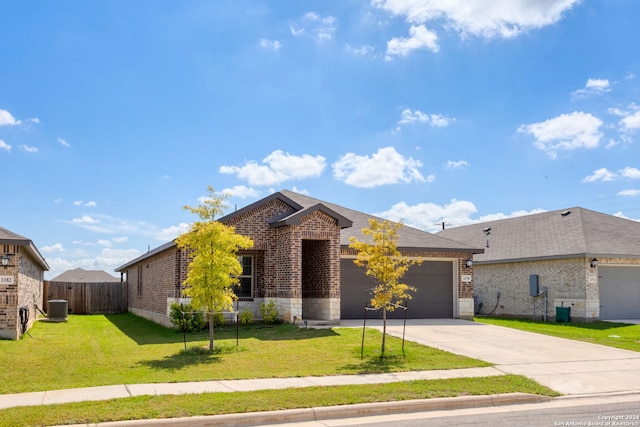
(519, 111, 603, 159)
(0, 108, 21, 126)
(220, 150, 327, 186)
(332, 146, 425, 188)
(0, 140, 11, 152)
(385, 24, 439, 59)
(373, 0, 580, 39)
(583, 166, 640, 183)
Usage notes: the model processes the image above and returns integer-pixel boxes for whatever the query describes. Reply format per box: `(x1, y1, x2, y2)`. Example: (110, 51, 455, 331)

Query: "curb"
(69, 393, 551, 427)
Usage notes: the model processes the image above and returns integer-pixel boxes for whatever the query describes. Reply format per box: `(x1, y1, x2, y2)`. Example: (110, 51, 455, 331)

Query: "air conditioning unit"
(48, 300, 68, 321)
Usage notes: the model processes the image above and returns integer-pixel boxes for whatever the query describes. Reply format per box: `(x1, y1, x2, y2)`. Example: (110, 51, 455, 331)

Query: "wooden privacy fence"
(43, 281, 128, 314)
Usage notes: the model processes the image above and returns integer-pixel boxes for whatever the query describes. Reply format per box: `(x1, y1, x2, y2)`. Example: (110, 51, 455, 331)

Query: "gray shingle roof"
(0, 226, 49, 270)
(279, 190, 481, 252)
(437, 207, 640, 263)
(116, 190, 483, 272)
(50, 268, 119, 282)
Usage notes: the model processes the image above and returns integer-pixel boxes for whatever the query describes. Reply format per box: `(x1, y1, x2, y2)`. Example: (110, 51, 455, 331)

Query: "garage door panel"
(341, 259, 453, 319)
(599, 266, 640, 319)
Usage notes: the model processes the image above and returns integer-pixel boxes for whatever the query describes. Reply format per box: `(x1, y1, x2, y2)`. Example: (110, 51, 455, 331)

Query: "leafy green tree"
(176, 186, 254, 352)
(349, 219, 421, 357)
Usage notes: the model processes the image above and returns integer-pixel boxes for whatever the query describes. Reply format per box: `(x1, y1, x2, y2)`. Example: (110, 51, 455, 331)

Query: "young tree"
(349, 219, 421, 357)
(176, 186, 254, 353)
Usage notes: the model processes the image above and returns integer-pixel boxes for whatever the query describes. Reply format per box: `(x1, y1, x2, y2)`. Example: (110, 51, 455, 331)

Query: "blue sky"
(2, 0, 640, 280)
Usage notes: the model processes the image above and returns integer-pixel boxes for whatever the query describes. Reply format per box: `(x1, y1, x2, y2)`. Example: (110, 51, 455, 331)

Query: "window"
(235, 256, 253, 298)
(137, 265, 143, 297)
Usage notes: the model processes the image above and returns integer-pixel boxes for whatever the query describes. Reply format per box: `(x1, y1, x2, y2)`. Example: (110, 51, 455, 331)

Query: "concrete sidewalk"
(0, 366, 503, 410)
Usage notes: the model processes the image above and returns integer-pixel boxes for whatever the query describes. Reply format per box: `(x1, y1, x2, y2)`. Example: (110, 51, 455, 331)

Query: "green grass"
(0, 375, 558, 427)
(476, 317, 640, 352)
(1, 313, 488, 394)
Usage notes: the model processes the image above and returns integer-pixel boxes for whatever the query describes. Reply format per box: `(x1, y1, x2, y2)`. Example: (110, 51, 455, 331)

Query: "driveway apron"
(340, 318, 640, 396)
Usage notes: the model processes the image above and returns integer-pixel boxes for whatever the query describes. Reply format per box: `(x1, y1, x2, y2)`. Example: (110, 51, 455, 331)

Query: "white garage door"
(599, 266, 640, 319)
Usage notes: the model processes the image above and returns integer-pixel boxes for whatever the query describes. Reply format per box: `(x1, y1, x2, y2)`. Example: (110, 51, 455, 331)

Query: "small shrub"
(260, 300, 280, 324)
(211, 312, 226, 328)
(238, 310, 254, 326)
(169, 303, 206, 332)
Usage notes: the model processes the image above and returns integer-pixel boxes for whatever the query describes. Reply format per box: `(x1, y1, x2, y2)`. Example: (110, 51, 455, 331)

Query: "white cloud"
(41, 243, 65, 253)
(85, 201, 98, 207)
(571, 78, 611, 97)
(57, 137, 71, 147)
(582, 168, 616, 183)
(618, 189, 640, 197)
(291, 12, 337, 41)
(621, 167, 640, 179)
(45, 247, 142, 280)
(346, 44, 377, 57)
(259, 38, 282, 50)
(66, 213, 159, 237)
(220, 150, 326, 186)
(332, 146, 425, 188)
(0, 140, 11, 152)
(385, 25, 439, 59)
(155, 223, 190, 241)
(373, 0, 580, 39)
(398, 109, 454, 127)
(519, 111, 603, 159)
(620, 111, 640, 133)
(582, 167, 640, 183)
(97, 239, 112, 247)
(112, 236, 129, 244)
(374, 199, 481, 231)
(445, 160, 469, 169)
(221, 185, 260, 199)
(20, 145, 38, 153)
(0, 109, 21, 126)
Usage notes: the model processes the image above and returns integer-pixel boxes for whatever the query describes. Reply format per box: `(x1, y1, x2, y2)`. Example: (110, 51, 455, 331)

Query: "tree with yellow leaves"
(176, 187, 254, 353)
(349, 218, 421, 357)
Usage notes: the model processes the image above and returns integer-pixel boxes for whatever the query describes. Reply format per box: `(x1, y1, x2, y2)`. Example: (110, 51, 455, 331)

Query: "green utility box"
(555, 306, 570, 322)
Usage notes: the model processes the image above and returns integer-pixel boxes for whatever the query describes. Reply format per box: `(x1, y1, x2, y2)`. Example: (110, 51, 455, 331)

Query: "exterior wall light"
(590, 258, 598, 268)
(465, 259, 473, 268)
(1, 254, 11, 268)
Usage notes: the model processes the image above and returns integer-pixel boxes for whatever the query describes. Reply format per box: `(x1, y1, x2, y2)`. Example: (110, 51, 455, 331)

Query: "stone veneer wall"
(473, 257, 603, 321)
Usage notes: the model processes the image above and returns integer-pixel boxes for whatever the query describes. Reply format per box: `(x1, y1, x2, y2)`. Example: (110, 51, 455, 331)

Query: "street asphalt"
(2, 318, 639, 426)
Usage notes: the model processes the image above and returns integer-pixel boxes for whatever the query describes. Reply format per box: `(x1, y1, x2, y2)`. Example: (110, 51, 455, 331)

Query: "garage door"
(340, 259, 454, 319)
(599, 266, 640, 319)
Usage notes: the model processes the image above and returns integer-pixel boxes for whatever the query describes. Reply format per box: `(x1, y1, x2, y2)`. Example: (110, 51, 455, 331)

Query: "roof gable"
(51, 268, 118, 282)
(0, 226, 49, 271)
(279, 190, 481, 252)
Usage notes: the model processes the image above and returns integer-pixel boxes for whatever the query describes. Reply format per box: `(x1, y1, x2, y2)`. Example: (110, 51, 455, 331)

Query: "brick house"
(116, 190, 482, 327)
(438, 207, 640, 321)
(1, 227, 49, 340)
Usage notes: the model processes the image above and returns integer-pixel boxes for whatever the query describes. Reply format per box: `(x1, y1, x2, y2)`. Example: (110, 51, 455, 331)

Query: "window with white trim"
(235, 255, 253, 298)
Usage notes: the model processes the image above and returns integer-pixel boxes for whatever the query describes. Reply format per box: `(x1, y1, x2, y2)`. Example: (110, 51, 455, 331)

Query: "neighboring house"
(116, 190, 482, 327)
(438, 207, 640, 321)
(0, 227, 49, 340)
(50, 268, 118, 283)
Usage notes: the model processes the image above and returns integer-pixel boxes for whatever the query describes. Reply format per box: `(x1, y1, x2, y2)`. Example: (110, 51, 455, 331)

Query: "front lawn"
(1, 313, 488, 394)
(476, 317, 640, 352)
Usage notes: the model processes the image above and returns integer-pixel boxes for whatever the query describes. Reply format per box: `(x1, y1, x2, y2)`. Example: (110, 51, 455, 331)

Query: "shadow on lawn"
(105, 313, 338, 345)
(136, 350, 223, 371)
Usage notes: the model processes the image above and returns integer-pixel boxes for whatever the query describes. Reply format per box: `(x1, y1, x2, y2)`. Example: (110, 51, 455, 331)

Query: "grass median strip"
(0, 375, 558, 427)
(476, 317, 640, 352)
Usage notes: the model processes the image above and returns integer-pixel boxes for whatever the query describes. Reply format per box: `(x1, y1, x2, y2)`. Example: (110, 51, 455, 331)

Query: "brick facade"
(0, 244, 46, 340)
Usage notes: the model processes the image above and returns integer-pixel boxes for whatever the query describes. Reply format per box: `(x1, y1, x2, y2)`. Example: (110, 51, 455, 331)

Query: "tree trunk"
(381, 307, 387, 358)
(208, 312, 215, 353)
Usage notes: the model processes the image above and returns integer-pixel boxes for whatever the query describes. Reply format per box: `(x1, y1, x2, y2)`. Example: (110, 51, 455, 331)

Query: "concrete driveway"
(339, 318, 640, 396)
